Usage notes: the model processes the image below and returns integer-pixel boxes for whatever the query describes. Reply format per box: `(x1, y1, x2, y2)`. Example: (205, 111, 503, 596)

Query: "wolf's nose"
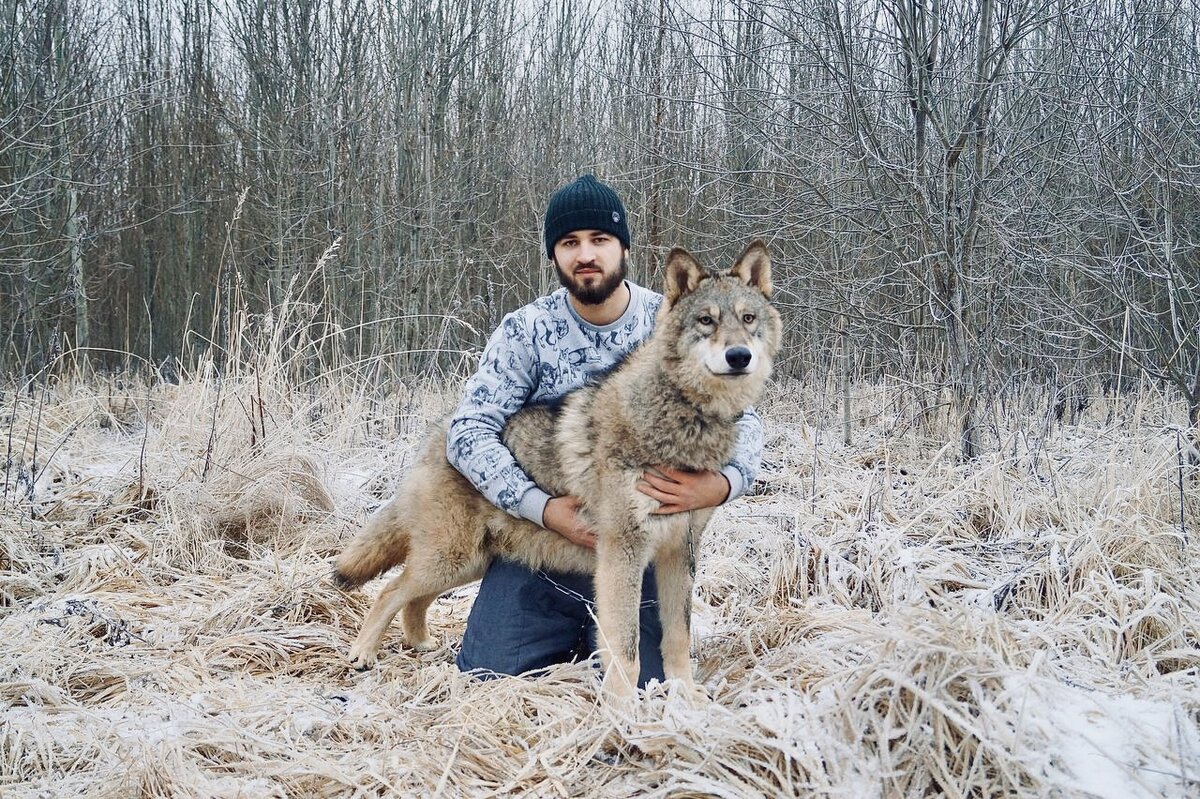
(726, 347, 752, 370)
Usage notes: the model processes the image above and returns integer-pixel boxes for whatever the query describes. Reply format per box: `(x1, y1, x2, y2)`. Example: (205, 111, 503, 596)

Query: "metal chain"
(536, 570, 659, 609)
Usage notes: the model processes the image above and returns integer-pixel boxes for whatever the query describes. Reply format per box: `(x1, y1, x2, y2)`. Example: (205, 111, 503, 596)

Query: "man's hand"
(542, 495, 597, 550)
(637, 466, 731, 514)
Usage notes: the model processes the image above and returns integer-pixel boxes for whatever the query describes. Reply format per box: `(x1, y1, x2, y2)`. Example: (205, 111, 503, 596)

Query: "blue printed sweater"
(446, 281, 764, 525)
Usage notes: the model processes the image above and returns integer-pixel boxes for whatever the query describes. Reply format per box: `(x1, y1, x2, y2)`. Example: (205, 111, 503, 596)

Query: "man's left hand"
(636, 466, 731, 514)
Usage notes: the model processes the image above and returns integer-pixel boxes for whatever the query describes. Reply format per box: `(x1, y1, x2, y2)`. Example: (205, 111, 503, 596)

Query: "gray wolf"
(334, 241, 781, 699)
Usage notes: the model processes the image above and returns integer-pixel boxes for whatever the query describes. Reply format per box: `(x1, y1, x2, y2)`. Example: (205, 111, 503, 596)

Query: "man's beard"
(555, 255, 628, 305)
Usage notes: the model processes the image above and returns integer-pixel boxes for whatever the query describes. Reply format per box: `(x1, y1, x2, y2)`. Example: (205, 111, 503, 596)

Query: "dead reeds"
(1, 372, 1197, 797)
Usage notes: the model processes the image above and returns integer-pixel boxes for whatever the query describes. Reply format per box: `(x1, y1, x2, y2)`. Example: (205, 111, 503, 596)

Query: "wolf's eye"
(742, 313, 756, 324)
(697, 314, 714, 326)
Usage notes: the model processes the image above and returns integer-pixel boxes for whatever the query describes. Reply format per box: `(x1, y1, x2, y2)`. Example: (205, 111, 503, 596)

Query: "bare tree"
(1, 0, 1195, 465)
(1024, 0, 1200, 446)
(1, 0, 108, 365)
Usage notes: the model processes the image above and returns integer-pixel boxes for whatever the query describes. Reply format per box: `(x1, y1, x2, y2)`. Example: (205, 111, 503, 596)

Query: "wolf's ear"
(730, 240, 772, 297)
(664, 248, 707, 306)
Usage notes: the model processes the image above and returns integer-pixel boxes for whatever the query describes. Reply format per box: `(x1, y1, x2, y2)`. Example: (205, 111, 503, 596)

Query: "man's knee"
(458, 561, 669, 687)
(458, 560, 589, 678)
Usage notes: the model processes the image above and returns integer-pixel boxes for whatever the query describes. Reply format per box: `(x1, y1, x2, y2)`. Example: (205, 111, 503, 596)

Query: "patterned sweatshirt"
(446, 280, 764, 525)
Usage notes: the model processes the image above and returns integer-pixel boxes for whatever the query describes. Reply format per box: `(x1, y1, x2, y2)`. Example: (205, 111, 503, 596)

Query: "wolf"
(334, 241, 781, 699)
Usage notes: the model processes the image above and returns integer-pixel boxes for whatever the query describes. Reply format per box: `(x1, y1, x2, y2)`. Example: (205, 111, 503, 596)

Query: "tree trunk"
(67, 186, 88, 353)
(841, 313, 852, 446)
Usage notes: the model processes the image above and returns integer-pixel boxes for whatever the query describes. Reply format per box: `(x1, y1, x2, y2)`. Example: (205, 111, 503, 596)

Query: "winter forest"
(3, 1, 1199, 796)
(4, 0, 1198, 449)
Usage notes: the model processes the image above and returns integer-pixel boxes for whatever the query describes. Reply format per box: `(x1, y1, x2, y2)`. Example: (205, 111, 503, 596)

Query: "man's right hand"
(542, 495, 597, 550)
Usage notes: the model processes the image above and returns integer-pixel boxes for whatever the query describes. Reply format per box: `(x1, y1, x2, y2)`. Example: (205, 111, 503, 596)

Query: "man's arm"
(720, 405, 764, 502)
(446, 313, 553, 524)
(541, 495, 598, 549)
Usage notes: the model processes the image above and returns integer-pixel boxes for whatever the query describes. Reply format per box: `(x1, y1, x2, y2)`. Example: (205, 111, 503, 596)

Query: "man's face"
(552, 229, 627, 305)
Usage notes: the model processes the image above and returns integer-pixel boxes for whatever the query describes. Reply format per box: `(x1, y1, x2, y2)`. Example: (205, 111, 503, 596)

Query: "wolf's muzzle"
(725, 346, 752, 371)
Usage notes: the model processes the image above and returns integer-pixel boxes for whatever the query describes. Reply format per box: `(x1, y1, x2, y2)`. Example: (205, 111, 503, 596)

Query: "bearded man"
(447, 174, 763, 686)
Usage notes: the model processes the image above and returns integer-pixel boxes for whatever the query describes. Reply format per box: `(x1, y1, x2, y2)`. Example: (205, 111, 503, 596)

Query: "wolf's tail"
(333, 503, 411, 589)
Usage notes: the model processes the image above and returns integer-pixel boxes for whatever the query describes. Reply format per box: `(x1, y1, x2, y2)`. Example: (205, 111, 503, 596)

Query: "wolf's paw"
(601, 667, 637, 706)
(677, 679, 710, 706)
(348, 644, 378, 671)
(408, 635, 438, 652)
(652, 674, 710, 706)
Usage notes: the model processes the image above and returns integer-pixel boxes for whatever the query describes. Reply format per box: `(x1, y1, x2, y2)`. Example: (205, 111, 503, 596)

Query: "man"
(447, 174, 763, 687)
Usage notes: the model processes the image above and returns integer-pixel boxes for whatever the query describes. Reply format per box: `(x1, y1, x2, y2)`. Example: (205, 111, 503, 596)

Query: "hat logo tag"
(612, 212, 620, 223)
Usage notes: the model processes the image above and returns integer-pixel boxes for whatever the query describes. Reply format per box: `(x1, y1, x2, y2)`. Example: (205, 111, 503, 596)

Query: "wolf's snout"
(725, 347, 752, 370)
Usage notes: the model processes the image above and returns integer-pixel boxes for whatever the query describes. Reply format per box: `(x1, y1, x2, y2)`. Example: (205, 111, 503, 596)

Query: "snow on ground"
(1, 374, 1197, 797)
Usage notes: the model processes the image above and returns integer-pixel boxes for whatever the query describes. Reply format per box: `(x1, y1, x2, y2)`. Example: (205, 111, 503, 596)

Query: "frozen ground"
(2, 372, 1197, 797)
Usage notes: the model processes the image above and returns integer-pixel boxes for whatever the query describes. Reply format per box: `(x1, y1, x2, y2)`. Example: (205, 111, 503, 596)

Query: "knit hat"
(543, 174, 631, 259)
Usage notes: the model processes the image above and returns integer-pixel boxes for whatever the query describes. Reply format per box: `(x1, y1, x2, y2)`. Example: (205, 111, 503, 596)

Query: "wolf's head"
(656, 241, 782, 415)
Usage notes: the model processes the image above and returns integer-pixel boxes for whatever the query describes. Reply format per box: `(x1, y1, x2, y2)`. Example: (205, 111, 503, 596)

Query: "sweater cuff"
(719, 465, 746, 504)
(517, 487, 553, 526)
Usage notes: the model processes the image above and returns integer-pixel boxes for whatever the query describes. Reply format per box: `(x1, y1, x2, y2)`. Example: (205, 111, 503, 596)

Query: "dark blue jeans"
(456, 559, 666, 687)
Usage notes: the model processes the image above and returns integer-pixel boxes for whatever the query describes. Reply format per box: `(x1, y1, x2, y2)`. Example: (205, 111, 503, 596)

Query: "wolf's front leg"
(594, 529, 648, 701)
(655, 511, 711, 701)
(654, 536, 695, 683)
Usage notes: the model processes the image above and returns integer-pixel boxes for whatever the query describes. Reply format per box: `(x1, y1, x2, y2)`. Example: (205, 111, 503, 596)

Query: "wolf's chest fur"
(566, 377, 737, 471)
(503, 353, 741, 507)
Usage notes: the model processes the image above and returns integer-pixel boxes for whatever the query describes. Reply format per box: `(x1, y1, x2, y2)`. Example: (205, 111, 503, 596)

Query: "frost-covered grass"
(2, 369, 1198, 797)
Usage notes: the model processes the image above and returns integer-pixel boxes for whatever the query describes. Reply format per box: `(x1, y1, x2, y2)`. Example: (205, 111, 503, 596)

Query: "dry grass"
(2, 369, 1198, 798)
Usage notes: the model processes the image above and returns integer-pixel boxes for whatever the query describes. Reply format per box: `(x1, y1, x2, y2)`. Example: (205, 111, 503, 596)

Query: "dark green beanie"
(543, 174, 631, 259)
